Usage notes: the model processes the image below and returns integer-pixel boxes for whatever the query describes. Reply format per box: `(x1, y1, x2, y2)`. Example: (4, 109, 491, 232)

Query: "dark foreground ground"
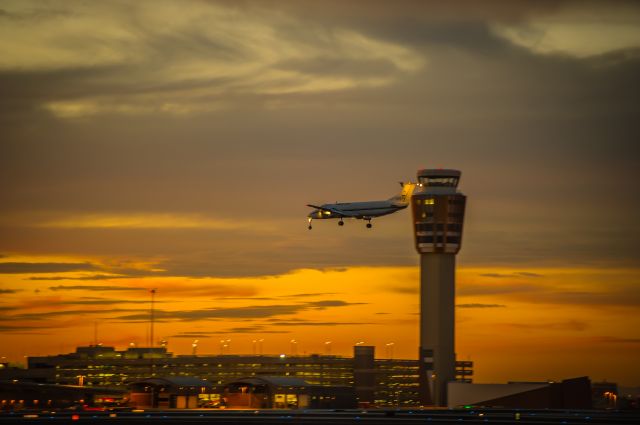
(1, 408, 638, 425)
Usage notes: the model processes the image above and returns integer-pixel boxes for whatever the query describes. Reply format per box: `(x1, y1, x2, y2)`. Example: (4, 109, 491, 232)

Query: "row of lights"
(185, 340, 396, 357)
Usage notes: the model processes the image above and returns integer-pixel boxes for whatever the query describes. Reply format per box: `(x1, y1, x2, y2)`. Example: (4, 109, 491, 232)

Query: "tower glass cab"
(412, 169, 465, 255)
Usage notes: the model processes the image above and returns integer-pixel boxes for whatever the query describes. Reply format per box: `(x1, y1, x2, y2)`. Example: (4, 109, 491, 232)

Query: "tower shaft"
(419, 253, 456, 407)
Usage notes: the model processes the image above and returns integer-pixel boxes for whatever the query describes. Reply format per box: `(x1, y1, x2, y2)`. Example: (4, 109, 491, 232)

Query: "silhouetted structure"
(129, 377, 211, 409)
(6, 345, 473, 407)
(411, 169, 466, 406)
(224, 376, 356, 409)
(448, 377, 592, 409)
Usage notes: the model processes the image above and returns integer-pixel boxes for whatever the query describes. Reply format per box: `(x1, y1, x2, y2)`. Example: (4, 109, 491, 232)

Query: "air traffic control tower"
(411, 169, 466, 407)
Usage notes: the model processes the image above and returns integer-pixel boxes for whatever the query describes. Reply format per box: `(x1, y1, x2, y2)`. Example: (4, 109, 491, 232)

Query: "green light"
(464, 405, 472, 409)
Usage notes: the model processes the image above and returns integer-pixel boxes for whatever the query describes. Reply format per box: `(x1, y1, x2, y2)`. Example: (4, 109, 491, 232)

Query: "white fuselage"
(308, 200, 406, 220)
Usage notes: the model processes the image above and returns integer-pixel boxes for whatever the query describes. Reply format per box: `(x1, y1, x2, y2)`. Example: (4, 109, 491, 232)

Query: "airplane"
(306, 182, 416, 230)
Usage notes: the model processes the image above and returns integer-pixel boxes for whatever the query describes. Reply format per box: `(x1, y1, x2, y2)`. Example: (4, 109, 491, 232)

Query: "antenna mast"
(150, 289, 157, 348)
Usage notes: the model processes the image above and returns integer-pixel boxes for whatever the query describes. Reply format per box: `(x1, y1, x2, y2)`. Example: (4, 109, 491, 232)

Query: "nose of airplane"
(308, 210, 324, 219)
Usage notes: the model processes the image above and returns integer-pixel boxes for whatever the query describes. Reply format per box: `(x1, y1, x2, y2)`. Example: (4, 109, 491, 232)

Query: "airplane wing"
(306, 204, 327, 210)
(306, 204, 359, 217)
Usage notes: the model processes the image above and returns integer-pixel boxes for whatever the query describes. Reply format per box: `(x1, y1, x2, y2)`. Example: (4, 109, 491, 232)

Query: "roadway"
(1, 408, 638, 424)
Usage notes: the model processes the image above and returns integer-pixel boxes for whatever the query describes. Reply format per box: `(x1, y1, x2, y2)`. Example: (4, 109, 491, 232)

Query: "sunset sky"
(1, 0, 639, 386)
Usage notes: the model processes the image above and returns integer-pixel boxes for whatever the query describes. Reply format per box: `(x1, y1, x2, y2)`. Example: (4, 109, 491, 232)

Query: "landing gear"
(338, 220, 344, 226)
(308, 218, 313, 230)
(366, 219, 372, 229)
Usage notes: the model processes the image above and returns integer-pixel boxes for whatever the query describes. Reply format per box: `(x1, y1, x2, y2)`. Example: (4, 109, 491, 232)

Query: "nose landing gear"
(366, 219, 372, 229)
(338, 219, 344, 226)
(308, 218, 313, 230)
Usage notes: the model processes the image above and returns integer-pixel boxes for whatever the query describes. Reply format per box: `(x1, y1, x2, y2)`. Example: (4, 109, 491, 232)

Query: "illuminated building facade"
(411, 169, 467, 406)
(16, 345, 472, 407)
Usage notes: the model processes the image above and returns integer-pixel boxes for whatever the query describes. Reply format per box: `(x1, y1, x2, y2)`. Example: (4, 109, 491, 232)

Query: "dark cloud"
(114, 300, 363, 322)
(479, 272, 544, 278)
(516, 272, 544, 278)
(0, 305, 18, 312)
(270, 321, 372, 327)
(279, 292, 338, 298)
(30, 274, 130, 281)
(0, 325, 51, 334)
(219, 297, 277, 301)
(1, 308, 144, 321)
(59, 299, 161, 306)
(0, 262, 99, 274)
(170, 326, 289, 336)
(456, 303, 506, 308)
(265, 317, 305, 323)
(307, 300, 366, 308)
(49, 285, 147, 292)
(479, 273, 511, 278)
(0, 288, 21, 294)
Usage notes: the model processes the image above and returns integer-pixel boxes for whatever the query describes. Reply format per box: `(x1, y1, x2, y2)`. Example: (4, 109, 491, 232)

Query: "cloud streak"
(49, 285, 147, 292)
(0, 262, 99, 274)
(34, 213, 267, 231)
(479, 272, 543, 278)
(490, 3, 640, 59)
(0, 288, 21, 294)
(114, 300, 364, 322)
(0, 308, 145, 322)
(456, 303, 506, 308)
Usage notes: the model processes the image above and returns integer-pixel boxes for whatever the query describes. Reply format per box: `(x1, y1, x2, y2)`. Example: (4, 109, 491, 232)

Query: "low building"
(0, 380, 126, 410)
(10, 345, 473, 407)
(129, 377, 212, 409)
(592, 381, 618, 409)
(224, 376, 356, 409)
(448, 377, 592, 409)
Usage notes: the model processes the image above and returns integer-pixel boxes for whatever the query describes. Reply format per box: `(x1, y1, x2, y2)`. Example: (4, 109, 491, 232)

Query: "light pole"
(324, 341, 332, 355)
(386, 342, 395, 359)
(192, 339, 199, 356)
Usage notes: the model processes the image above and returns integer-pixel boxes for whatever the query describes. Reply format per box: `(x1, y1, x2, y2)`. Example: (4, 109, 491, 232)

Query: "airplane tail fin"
(389, 182, 416, 205)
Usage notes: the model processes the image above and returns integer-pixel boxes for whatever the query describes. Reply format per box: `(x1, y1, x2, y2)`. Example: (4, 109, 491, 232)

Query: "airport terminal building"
(9, 345, 473, 407)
